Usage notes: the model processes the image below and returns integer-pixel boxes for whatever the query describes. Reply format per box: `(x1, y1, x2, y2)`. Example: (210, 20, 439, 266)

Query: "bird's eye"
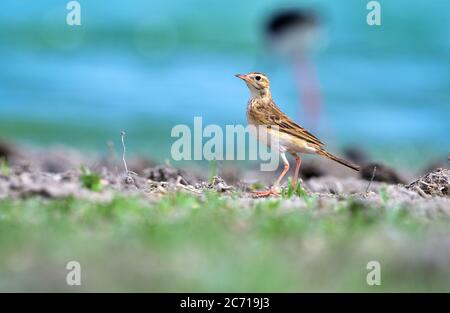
(255, 75, 261, 81)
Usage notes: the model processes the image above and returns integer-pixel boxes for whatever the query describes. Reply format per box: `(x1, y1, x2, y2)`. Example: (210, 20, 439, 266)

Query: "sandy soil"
(0, 141, 449, 218)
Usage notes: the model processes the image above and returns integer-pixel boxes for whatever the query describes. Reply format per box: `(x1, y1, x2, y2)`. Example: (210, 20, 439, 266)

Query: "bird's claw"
(251, 186, 281, 198)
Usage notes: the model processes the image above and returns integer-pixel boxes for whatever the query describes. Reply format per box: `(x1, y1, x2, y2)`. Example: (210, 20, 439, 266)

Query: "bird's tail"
(319, 150, 360, 171)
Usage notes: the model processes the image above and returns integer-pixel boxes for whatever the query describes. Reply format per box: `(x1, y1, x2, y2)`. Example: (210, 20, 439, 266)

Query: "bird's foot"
(251, 186, 281, 198)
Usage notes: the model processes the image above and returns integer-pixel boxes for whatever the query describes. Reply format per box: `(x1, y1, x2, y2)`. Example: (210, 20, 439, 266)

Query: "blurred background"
(1, 0, 450, 293)
(0, 0, 449, 169)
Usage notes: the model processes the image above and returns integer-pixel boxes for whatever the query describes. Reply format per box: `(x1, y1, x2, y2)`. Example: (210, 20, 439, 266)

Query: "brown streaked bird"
(236, 72, 360, 197)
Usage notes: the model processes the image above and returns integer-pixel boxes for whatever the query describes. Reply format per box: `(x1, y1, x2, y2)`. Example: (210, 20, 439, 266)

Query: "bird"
(235, 72, 360, 197)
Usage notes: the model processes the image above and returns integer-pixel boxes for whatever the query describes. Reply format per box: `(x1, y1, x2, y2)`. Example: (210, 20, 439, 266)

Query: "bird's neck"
(250, 87, 272, 102)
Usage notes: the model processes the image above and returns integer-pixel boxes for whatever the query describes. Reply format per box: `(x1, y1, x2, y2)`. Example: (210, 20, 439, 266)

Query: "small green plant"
(250, 182, 265, 191)
(303, 193, 318, 209)
(0, 157, 10, 176)
(283, 177, 294, 198)
(379, 185, 390, 204)
(208, 160, 217, 183)
(283, 177, 309, 198)
(282, 177, 318, 209)
(79, 166, 103, 192)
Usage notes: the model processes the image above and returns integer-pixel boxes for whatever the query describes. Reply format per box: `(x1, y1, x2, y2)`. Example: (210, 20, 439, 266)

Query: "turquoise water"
(0, 0, 449, 167)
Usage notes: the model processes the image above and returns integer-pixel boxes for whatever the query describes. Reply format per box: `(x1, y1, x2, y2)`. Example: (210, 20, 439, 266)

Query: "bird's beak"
(235, 73, 250, 83)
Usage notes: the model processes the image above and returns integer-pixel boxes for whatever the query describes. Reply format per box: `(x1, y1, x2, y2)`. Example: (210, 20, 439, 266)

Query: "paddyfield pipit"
(236, 72, 360, 197)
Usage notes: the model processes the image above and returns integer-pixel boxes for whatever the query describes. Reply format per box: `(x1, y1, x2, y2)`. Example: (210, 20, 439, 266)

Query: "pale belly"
(246, 114, 317, 155)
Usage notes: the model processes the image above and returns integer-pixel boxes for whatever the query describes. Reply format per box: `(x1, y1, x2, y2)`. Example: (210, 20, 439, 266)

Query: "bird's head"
(235, 72, 271, 98)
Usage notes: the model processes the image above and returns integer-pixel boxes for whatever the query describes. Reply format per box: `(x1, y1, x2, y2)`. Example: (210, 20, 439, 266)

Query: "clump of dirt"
(361, 162, 405, 184)
(299, 159, 326, 179)
(406, 168, 450, 198)
(0, 140, 17, 161)
(143, 165, 198, 185)
(420, 156, 449, 175)
(196, 176, 233, 193)
(0, 168, 114, 200)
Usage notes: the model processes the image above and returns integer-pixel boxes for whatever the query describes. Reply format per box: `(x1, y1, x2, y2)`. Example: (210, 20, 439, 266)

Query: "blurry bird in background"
(264, 8, 324, 132)
(263, 8, 375, 168)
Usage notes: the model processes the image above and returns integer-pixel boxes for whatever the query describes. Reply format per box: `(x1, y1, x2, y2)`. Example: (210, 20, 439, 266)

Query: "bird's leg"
(274, 152, 290, 187)
(291, 154, 302, 190)
(252, 153, 289, 198)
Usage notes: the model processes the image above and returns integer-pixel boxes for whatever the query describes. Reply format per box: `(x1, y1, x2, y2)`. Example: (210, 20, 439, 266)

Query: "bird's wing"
(250, 100, 324, 147)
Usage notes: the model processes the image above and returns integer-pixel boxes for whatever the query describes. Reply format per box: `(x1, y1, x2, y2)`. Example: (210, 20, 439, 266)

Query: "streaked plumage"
(236, 72, 360, 197)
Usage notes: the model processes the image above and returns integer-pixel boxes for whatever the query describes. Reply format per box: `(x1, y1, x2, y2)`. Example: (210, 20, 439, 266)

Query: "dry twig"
(365, 165, 377, 193)
(121, 131, 135, 184)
